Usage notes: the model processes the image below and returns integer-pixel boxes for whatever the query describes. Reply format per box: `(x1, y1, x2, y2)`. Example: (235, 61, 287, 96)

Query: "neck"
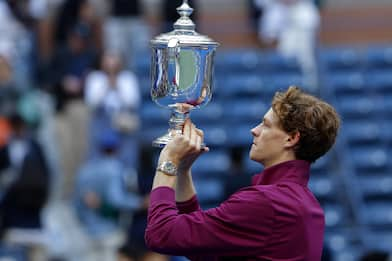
(262, 152, 296, 169)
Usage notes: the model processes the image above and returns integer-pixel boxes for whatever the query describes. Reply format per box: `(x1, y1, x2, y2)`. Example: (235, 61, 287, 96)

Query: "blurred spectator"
(0, 113, 50, 234)
(0, 50, 42, 131)
(49, 26, 95, 200)
(0, 1, 32, 91)
(117, 244, 137, 261)
(0, 0, 26, 47)
(51, 23, 98, 111)
(117, 240, 169, 261)
(0, 118, 11, 148)
(162, 0, 198, 33)
(0, 54, 20, 118)
(254, 0, 285, 46)
(360, 251, 390, 261)
(5, 0, 35, 27)
(85, 50, 141, 169)
(74, 129, 147, 261)
(50, 0, 101, 109)
(248, 0, 264, 44)
(54, 0, 102, 53)
(314, 0, 325, 10)
(31, 0, 64, 91)
(321, 244, 332, 261)
(103, 0, 150, 68)
(50, 15, 99, 199)
(254, 0, 320, 90)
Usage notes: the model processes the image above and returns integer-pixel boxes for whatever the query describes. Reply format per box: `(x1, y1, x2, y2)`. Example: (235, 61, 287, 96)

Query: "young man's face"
(249, 108, 292, 168)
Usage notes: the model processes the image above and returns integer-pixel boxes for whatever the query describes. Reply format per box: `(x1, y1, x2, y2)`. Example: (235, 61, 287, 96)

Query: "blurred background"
(0, 0, 392, 260)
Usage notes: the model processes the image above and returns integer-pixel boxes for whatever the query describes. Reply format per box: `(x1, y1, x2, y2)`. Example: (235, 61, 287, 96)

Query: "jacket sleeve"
(145, 186, 274, 257)
(176, 195, 201, 214)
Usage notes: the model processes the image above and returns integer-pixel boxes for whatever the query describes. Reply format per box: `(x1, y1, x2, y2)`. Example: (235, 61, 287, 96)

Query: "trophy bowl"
(150, 0, 219, 148)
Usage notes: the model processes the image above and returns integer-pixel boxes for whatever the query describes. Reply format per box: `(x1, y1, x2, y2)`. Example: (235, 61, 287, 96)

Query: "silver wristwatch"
(156, 161, 178, 176)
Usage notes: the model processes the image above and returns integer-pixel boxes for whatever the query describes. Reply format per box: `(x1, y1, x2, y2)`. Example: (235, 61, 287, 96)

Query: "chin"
(249, 151, 259, 162)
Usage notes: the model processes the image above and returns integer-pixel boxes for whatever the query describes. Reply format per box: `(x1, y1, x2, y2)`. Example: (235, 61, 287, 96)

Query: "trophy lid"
(151, 0, 219, 48)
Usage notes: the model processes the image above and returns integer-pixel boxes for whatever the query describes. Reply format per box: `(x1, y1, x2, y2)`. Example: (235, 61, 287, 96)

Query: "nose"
(251, 125, 259, 137)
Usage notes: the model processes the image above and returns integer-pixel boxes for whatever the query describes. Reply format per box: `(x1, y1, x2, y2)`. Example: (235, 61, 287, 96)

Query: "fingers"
(189, 123, 197, 149)
(195, 128, 204, 138)
(194, 129, 201, 150)
(180, 119, 207, 152)
(183, 119, 191, 138)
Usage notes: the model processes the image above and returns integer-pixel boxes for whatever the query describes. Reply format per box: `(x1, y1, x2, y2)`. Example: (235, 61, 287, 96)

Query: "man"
(145, 86, 340, 260)
(0, 113, 50, 235)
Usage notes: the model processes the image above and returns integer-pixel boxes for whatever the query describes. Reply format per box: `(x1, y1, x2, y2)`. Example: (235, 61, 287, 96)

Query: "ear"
(284, 131, 300, 148)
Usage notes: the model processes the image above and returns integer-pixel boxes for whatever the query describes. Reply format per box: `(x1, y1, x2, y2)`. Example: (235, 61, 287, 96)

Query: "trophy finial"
(173, 0, 195, 31)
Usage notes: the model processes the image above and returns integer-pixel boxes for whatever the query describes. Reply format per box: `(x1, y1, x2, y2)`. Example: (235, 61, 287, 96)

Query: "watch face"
(165, 162, 175, 171)
(159, 161, 177, 176)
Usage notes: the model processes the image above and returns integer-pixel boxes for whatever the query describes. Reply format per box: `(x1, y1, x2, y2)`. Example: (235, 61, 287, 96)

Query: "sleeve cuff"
(150, 186, 175, 204)
(176, 195, 200, 214)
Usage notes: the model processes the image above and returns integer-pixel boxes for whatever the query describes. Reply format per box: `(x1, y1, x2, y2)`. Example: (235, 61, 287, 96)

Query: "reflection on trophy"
(150, 0, 219, 147)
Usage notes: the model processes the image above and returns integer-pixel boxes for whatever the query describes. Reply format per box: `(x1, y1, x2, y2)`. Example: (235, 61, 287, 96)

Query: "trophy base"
(152, 127, 181, 148)
(152, 106, 206, 148)
(152, 133, 172, 148)
(152, 131, 206, 148)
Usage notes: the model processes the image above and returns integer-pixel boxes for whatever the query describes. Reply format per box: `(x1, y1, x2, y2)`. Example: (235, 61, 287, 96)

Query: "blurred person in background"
(49, 0, 101, 199)
(51, 22, 98, 112)
(117, 244, 137, 261)
(0, 52, 21, 168)
(116, 243, 169, 261)
(0, 118, 11, 148)
(248, 0, 264, 45)
(321, 243, 332, 261)
(85, 50, 141, 170)
(0, 113, 50, 260)
(0, 0, 33, 92)
(254, 0, 320, 90)
(360, 251, 390, 261)
(54, 0, 102, 55)
(49, 23, 97, 200)
(103, 0, 150, 69)
(0, 54, 20, 119)
(74, 129, 148, 261)
(114, 148, 169, 261)
(145, 86, 340, 260)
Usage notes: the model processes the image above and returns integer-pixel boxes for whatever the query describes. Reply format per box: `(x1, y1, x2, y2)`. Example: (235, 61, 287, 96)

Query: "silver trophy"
(150, 0, 219, 147)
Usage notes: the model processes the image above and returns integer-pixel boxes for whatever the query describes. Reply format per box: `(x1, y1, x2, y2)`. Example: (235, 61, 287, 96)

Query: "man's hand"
(152, 119, 208, 194)
(158, 119, 209, 173)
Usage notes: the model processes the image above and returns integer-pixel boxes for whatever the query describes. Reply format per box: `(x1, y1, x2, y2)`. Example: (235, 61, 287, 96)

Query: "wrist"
(158, 152, 181, 167)
(177, 166, 191, 176)
(156, 161, 178, 176)
(152, 171, 177, 189)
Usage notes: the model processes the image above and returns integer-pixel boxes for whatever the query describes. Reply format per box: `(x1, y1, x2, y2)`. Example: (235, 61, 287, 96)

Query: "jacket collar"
(252, 160, 310, 187)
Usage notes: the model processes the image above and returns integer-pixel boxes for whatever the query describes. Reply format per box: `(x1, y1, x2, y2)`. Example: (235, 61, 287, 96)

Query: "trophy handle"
(168, 38, 180, 97)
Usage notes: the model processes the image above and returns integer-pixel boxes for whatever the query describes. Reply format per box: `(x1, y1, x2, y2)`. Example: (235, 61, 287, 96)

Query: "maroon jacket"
(145, 160, 324, 260)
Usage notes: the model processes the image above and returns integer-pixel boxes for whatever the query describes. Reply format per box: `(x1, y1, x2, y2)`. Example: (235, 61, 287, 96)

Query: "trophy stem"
(152, 109, 189, 148)
(169, 109, 189, 132)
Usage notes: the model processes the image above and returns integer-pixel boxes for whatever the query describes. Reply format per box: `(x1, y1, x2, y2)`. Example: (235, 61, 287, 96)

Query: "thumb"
(201, 146, 210, 153)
